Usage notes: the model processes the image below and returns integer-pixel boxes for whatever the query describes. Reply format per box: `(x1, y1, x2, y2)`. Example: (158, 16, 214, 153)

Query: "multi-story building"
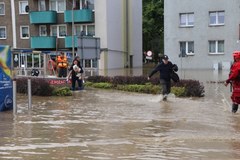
(164, 0, 240, 70)
(0, 0, 142, 76)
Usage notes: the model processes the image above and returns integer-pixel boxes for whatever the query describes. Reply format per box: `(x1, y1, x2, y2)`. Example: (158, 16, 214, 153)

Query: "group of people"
(66, 56, 84, 91)
(52, 50, 240, 113)
(147, 52, 240, 114)
(51, 52, 84, 91)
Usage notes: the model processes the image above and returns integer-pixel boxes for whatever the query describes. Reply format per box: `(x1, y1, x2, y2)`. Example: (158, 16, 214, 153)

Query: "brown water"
(0, 69, 240, 160)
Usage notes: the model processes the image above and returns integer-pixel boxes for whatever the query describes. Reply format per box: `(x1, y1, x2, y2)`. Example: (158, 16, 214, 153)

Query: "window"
(180, 13, 194, 27)
(19, 1, 28, 14)
(209, 11, 224, 26)
(80, 0, 94, 10)
(87, 25, 95, 36)
(51, 26, 57, 36)
(20, 26, 30, 39)
(38, 0, 46, 11)
(84, 59, 97, 68)
(0, 26, 6, 39)
(75, 24, 95, 36)
(0, 2, 5, 15)
(39, 25, 47, 36)
(180, 41, 194, 57)
(50, 25, 66, 38)
(87, 0, 95, 11)
(59, 26, 66, 37)
(209, 40, 224, 54)
(49, 0, 66, 13)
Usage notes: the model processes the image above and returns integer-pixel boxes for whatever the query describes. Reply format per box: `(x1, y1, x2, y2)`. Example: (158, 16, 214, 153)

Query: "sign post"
(0, 45, 13, 111)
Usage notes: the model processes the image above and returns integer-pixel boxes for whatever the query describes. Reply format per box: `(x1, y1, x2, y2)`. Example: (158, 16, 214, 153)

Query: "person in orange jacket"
(225, 51, 240, 113)
(56, 52, 68, 77)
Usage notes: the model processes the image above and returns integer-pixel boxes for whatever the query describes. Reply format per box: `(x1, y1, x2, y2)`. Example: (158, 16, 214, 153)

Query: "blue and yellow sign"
(0, 45, 13, 111)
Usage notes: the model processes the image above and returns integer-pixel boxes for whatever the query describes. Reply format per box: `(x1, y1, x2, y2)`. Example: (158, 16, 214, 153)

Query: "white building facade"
(164, 0, 240, 70)
(95, 0, 142, 70)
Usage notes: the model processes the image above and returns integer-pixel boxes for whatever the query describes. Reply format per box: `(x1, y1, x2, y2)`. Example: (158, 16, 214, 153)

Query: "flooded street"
(1, 69, 240, 159)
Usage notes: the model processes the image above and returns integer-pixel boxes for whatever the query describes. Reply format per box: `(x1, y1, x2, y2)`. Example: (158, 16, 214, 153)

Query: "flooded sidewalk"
(0, 69, 240, 159)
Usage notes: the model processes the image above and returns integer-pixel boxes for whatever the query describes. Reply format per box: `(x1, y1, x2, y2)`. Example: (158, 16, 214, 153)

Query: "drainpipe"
(125, 0, 129, 68)
(10, 0, 17, 48)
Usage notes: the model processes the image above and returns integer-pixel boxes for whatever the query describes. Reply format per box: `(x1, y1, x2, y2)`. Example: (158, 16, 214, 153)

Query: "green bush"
(52, 87, 72, 96)
(86, 76, 205, 97)
(100, 84, 161, 94)
(92, 82, 113, 89)
(171, 87, 186, 97)
(84, 81, 93, 87)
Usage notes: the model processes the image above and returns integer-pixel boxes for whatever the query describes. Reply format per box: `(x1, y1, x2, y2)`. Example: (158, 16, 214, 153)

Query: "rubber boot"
(232, 103, 238, 113)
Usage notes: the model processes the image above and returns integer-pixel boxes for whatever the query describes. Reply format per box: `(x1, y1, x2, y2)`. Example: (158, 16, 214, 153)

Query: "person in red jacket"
(225, 51, 240, 113)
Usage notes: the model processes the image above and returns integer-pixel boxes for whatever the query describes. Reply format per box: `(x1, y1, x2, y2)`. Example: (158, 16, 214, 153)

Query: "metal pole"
(43, 53, 47, 78)
(28, 78, 32, 109)
(72, 0, 75, 58)
(13, 80, 17, 114)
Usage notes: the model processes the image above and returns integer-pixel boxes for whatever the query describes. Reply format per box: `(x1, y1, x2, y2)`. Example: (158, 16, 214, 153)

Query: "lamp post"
(72, 0, 75, 58)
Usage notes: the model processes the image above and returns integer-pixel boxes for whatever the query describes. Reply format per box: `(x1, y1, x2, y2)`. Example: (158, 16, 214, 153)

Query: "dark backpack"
(170, 71, 180, 82)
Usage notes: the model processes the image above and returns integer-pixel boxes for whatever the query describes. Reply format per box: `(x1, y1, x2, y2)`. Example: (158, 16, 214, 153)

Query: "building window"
(50, 25, 66, 38)
(209, 40, 224, 54)
(0, 2, 5, 15)
(20, 26, 30, 39)
(39, 25, 47, 36)
(49, 0, 66, 13)
(59, 25, 66, 37)
(51, 26, 57, 37)
(180, 41, 194, 57)
(209, 11, 224, 26)
(180, 13, 194, 27)
(87, 0, 95, 11)
(75, 24, 95, 36)
(80, 0, 95, 10)
(0, 26, 6, 39)
(87, 25, 95, 36)
(19, 1, 28, 14)
(38, 0, 46, 11)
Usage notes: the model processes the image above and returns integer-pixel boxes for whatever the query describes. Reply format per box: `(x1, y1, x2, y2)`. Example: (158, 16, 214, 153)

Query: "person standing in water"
(148, 55, 178, 101)
(225, 51, 240, 113)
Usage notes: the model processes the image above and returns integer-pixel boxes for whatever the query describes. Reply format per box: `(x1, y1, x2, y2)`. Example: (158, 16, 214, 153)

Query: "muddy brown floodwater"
(0, 69, 240, 160)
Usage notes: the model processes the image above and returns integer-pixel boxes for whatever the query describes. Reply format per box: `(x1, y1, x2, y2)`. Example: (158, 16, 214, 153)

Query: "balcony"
(64, 9, 93, 23)
(65, 36, 78, 48)
(29, 11, 57, 24)
(31, 36, 56, 49)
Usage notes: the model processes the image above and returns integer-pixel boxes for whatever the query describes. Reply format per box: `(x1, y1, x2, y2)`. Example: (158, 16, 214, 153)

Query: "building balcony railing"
(31, 36, 56, 49)
(29, 11, 57, 24)
(65, 36, 78, 48)
(64, 9, 93, 23)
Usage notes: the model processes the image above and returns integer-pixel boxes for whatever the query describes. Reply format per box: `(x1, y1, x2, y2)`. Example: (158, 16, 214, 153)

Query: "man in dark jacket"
(148, 55, 177, 101)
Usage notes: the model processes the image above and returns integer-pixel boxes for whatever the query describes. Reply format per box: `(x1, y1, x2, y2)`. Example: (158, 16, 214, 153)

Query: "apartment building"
(164, 0, 240, 70)
(0, 0, 142, 76)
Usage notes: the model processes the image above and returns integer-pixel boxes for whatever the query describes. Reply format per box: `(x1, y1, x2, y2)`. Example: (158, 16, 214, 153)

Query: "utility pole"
(72, 0, 75, 58)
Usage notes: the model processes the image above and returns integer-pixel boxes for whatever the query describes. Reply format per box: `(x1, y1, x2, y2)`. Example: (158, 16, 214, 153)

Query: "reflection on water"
(1, 68, 240, 159)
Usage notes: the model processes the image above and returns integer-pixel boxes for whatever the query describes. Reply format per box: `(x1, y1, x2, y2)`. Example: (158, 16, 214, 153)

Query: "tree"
(143, 0, 164, 62)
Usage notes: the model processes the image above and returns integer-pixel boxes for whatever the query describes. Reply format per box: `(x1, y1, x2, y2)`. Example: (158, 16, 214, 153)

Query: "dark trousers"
(72, 77, 83, 90)
(58, 68, 67, 77)
(160, 79, 171, 95)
